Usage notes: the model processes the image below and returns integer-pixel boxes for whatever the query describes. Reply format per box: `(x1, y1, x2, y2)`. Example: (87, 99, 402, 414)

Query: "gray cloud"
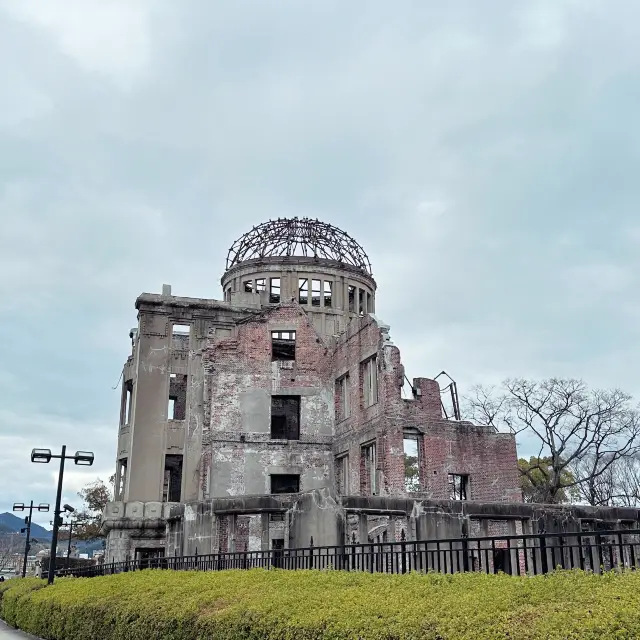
(1, 0, 639, 522)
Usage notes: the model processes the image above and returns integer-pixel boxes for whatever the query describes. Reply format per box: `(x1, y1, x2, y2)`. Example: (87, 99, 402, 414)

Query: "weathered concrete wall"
(202, 304, 334, 498)
(104, 493, 640, 563)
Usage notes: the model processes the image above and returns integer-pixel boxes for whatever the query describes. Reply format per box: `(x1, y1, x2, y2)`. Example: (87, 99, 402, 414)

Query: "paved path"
(0, 620, 41, 639)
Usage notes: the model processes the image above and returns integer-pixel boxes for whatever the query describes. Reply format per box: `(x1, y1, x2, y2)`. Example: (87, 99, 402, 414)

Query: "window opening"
(117, 458, 127, 499)
(348, 286, 356, 312)
(403, 437, 420, 492)
(272, 331, 296, 361)
(323, 281, 332, 307)
(122, 381, 133, 426)
(168, 374, 187, 420)
(270, 396, 301, 439)
(358, 289, 365, 315)
(172, 324, 190, 334)
(269, 278, 281, 303)
(335, 375, 350, 421)
(256, 278, 266, 293)
(362, 443, 377, 495)
(270, 474, 300, 494)
(337, 455, 349, 495)
(362, 357, 378, 407)
(163, 454, 183, 502)
(244, 280, 253, 293)
(448, 474, 468, 500)
(311, 279, 321, 306)
(298, 278, 308, 305)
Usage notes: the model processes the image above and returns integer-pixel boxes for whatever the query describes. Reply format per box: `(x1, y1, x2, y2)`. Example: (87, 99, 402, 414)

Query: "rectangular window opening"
(362, 357, 378, 407)
(163, 454, 183, 502)
(270, 396, 300, 440)
(358, 289, 365, 315)
(336, 455, 349, 495)
(172, 324, 190, 335)
(298, 278, 308, 305)
(448, 473, 468, 500)
(335, 375, 350, 421)
(311, 279, 321, 306)
(269, 278, 281, 303)
(168, 374, 187, 420)
(117, 458, 128, 499)
(403, 437, 420, 492)
(348, 286, 356, 312)
(256, 278, 266, 293)
(244, 280, 254, 293)
(122, 381, 133, 426)
(323, 281, 332, 307)
(361, 443, 377, 495)
(272, 330, 296, 361)
(270, 474, 300, 494)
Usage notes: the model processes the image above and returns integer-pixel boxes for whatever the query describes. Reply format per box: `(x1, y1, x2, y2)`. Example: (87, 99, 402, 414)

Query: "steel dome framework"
(226, 217, 372, 275)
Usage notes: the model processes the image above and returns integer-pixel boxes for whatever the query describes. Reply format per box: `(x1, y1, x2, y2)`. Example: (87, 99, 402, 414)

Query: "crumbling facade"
(103, 218, 524, 562)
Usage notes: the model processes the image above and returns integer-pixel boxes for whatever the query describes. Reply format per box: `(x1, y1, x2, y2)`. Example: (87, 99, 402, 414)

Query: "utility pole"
(13, 501, 50, 578)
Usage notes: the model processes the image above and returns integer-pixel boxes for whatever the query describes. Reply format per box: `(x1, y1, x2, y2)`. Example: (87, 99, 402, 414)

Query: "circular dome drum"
(222, 218, 376, 339)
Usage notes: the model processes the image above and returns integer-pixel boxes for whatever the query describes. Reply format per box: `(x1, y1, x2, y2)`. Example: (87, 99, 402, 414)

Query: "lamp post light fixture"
(30, 445, 94, 584)
(12, 501, 50, 578)
(60, 512, 78, 570)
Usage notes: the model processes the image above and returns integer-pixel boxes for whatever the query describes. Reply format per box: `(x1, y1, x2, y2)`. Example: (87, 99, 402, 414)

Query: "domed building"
(103, 218, 521, 564)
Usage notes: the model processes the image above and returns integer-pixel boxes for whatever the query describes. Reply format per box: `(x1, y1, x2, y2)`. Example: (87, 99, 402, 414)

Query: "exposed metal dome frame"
(226, 217, 373, 275)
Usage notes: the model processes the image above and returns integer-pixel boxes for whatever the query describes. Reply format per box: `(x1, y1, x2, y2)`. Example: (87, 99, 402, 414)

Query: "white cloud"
(2, 0, 157, 87)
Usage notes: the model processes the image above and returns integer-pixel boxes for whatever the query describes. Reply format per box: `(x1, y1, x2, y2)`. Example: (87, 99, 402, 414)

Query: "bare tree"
(465, 379, 640, 504)
(571, 453, 640, 507)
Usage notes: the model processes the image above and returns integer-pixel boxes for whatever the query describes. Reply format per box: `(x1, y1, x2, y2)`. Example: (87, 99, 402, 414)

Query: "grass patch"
(1, 569, 640, 639)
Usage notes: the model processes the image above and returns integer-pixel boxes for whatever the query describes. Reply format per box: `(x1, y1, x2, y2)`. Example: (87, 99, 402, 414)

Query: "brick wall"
(331, 314, 521, 502)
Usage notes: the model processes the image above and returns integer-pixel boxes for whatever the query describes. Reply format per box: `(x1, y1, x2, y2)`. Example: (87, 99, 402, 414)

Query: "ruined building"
(103, 218, 638, 563)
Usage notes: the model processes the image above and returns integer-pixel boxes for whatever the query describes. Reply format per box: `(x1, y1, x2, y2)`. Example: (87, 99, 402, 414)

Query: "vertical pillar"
(228, 514, 237, 553)
(389, 516, 398, 542)
(358, 514, 368, 543)
(210, 515, 219, 554)
(284, 511, 290, 549)
(261, 514, 270, 551)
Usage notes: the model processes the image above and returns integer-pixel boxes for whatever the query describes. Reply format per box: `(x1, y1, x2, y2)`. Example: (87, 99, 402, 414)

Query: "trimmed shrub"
(2, 569, 640, 639)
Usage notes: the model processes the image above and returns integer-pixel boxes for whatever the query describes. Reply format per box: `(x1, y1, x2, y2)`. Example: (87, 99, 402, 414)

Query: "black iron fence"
(56, 528, 640, 579)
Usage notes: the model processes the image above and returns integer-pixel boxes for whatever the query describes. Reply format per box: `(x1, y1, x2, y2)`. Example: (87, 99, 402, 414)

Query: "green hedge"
(2, 569, 640, 639)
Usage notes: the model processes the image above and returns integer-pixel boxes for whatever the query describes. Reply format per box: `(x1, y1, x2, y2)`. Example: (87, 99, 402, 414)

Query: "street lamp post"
(12, 501, 50, 578)
(63, 518, 77, 569)
(31, 446, 94, 584)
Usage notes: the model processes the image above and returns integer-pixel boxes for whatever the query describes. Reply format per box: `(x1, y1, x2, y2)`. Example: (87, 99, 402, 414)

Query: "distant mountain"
(0, 513, 52, 540)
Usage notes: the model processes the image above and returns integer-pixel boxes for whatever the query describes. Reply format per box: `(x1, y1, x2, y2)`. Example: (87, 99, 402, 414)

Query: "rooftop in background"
(225, 217, 373, 276)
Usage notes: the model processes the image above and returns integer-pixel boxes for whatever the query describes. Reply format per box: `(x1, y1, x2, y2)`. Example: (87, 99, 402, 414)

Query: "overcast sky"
(1, 1, 639, 525)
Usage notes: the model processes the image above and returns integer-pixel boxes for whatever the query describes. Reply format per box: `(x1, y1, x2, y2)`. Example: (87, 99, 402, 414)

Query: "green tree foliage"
(517, 457, 577, 503)
(404, 454, 420, 492)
